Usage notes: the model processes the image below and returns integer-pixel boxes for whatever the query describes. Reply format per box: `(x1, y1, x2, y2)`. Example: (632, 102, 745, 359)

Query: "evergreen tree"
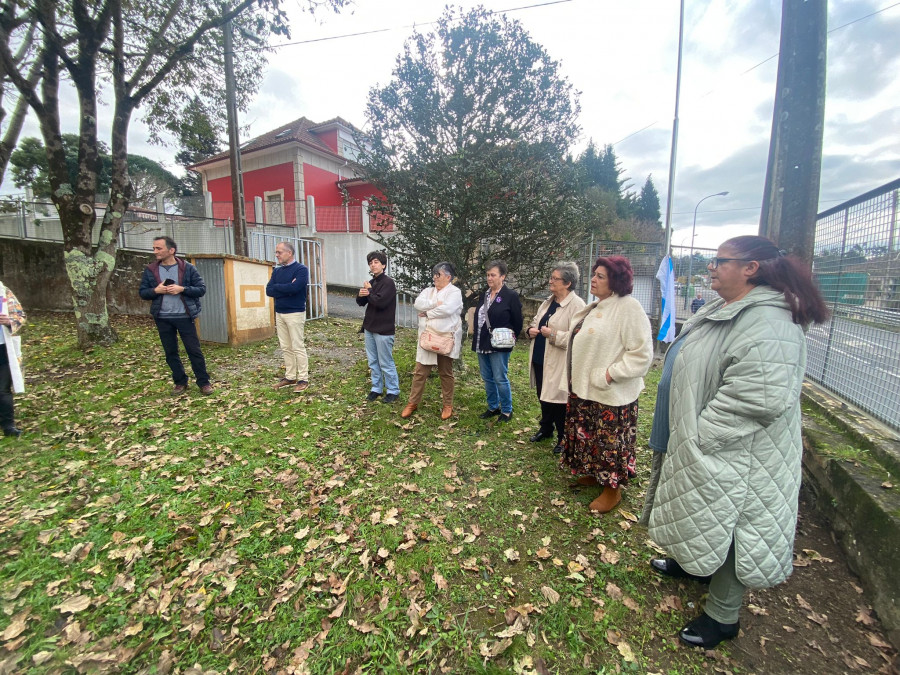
(637, 174, 661, 225)
(358, 7, 583, 305)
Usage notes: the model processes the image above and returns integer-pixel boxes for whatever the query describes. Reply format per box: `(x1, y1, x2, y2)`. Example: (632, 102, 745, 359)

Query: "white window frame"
(263, 189, 285, 225)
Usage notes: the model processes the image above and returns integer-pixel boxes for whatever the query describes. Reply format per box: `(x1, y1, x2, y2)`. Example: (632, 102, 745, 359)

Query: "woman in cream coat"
(560, 256, 653, 513)
(401, 262, 464, 421)
(526, 262, 585, 453)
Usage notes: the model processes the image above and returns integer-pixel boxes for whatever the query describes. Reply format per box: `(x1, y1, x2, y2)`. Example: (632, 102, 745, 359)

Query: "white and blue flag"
(656, 255, 676, 343)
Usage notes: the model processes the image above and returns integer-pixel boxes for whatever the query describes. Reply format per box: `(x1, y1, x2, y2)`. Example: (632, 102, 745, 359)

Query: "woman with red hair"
(560, 256, 653, 513)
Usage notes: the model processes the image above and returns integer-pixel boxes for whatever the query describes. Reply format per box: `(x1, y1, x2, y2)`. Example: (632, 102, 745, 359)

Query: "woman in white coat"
(526, 261, 585, 453)
(401, 262, 464, 421)
(0, 280, 26, 437)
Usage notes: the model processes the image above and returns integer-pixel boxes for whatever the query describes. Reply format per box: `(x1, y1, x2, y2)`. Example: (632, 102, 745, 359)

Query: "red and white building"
(189, 116, 392, 286)
(189, 115, 390, 233)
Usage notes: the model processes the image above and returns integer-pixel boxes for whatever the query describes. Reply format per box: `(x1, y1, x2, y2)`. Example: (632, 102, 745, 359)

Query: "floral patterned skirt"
(560, 396, 639, 488)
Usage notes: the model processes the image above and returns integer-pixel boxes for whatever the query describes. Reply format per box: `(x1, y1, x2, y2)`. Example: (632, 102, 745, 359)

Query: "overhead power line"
(613, 1, 900, 147)
(235, 0, 575, 54)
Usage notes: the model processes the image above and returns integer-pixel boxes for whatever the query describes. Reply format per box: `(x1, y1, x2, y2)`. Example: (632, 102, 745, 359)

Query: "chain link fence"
(806, 178, 900, 431)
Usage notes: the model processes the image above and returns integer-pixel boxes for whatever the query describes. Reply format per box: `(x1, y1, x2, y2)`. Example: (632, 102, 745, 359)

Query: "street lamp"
(685, 191, 729, 308)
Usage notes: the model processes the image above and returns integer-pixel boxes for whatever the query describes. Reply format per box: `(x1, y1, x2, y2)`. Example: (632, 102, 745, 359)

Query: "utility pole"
(759, 0, 827, 266)
(224, 19, 247, 257)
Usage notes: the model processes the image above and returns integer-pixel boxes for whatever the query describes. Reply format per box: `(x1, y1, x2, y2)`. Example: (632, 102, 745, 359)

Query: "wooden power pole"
(224, 19, 248, 257)
(759, 0, 827, 266)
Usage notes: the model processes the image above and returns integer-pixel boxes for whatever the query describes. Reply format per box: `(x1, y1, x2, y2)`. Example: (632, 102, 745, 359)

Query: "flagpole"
(662, 0, 685, 257)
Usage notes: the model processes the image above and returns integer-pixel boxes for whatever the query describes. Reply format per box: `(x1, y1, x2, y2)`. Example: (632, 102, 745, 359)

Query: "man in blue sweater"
(266, 242, 310, 392)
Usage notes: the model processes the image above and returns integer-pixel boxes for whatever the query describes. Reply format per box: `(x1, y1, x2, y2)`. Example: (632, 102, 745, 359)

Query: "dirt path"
(656, 488, 898, 674)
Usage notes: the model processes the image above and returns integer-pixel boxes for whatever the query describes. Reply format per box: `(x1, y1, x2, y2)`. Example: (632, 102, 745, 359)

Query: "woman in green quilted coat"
(647, 236, 828, 649)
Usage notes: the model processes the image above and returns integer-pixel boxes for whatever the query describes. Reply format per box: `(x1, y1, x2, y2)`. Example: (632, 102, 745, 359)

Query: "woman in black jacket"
(472, 260, 523, 422)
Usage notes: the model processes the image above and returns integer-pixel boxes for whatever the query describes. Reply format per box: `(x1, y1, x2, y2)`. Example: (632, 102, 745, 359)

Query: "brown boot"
(401, 403, 417, 419)
(589, 485, 622, 513)
(441, 406, 453, 420)
(575, 475, 599, 487)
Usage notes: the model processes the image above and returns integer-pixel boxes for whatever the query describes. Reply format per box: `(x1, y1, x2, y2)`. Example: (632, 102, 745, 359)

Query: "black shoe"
(479, 408, 501, 419)
(530, 429, 552, 443)
(650, 558, 712, 584)
(498, 412, 512, 423)
(2, 426, 21, 438)
(366, 391, 382, 402)
(679, 613, 740, 649)
(382, 393, 399, 404)
(552, 443, 565, 455)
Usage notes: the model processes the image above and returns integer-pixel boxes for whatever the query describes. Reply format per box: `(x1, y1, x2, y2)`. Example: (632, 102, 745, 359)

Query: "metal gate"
(249, 232, 326, 320)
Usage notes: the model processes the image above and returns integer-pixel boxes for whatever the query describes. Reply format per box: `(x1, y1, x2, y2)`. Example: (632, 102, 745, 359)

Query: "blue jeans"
(478, 351, 512, 414)
(364, 330, 399, 395)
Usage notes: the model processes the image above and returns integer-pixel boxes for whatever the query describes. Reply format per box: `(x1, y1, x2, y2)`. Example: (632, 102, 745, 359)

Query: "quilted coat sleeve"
(697, 312, 804, 454)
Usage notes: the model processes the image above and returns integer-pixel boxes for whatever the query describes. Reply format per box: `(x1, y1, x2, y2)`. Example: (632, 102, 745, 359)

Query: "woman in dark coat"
(472, 260, 523, 423)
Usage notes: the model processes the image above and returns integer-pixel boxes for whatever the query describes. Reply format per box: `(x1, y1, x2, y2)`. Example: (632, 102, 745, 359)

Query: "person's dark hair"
(432, 261, 455, 278)
(553, 261, 579, 290)
(486, 259, 508, 277)
(366, 250, 387, 265)
(722, 235, 829, 325)
(154, 236, 177, 253)
(592, 256, 633, 296)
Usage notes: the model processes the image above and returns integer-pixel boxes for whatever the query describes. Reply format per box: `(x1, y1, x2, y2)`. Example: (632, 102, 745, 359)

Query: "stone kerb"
(801, 382, 900, 648)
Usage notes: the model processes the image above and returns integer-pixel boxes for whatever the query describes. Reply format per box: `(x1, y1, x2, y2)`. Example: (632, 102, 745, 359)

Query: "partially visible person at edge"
(401, 262, 463, 421)
(139, 236, 213, 395)
(691, 289, 706, 314)
(560, 256, 652, 513)
(646, 235, 829, 650)
(356, 250, 400, 404)
(266, 241, 310, 393)
(472, 260, 523, 423)
(0, 280, 26, 437)
(525, 261, 585, 454)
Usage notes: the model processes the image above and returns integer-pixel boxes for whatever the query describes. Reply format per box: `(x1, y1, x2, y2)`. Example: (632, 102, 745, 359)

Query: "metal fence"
(806, 178, 900, 431)
(0, 199, 327, 321)
(577, 239, 717, 321)
(247, 232, 326, 321)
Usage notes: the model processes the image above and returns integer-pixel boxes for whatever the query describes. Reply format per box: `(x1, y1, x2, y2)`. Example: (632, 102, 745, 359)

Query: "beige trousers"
(275, 311, 308, 381)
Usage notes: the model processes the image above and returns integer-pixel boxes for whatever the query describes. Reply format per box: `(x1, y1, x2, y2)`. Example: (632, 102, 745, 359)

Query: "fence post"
(362, 200, 370, 234)
(204, 191, 213, 221)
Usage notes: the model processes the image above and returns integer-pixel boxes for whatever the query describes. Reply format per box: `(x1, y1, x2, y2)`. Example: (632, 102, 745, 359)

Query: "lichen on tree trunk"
(64, 248, 118, 348)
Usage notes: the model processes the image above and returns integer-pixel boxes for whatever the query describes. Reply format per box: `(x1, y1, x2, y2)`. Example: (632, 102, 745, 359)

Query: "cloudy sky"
(3, 0, 899, 248)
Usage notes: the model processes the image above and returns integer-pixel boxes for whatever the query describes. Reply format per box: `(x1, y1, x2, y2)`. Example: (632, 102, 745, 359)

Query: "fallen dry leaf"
(0, 609, 30, 641)
(617, 641, 635, 662)
(54, 594, 91, 614)
(855, 607, 877, 627)
(478, 638, 512, 658)
(796, 594, 813, 612)
(605, 582, 623, 600)
(540, 586, 560, 604)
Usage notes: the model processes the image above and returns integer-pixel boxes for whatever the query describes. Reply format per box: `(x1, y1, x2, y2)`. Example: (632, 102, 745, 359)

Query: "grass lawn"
(0, 313, 755, 673)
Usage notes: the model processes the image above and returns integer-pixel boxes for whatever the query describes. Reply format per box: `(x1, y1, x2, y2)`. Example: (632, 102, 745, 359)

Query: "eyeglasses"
(709, 257, 753, 269)
(549, 275, 563, 282)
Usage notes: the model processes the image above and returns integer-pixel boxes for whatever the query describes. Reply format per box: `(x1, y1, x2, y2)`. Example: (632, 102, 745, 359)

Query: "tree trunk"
(63, 244, 118, 348)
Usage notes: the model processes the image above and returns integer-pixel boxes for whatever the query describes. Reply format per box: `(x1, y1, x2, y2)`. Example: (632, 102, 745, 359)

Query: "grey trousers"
(706, 541, 745, 624)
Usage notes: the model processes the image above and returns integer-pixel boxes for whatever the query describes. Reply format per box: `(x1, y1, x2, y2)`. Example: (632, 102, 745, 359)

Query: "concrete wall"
(318, 232, 391, 288)
(0, 237, 161, 316)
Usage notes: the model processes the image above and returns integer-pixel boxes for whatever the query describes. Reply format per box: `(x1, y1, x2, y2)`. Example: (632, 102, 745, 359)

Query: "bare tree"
(0, 0, 347, 347)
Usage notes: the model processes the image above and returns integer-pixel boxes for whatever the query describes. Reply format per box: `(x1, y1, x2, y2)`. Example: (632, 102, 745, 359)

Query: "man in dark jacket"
(266, 241, 310, 392)
(139, 236, 213, 395)
(356, 251, 399, 403)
